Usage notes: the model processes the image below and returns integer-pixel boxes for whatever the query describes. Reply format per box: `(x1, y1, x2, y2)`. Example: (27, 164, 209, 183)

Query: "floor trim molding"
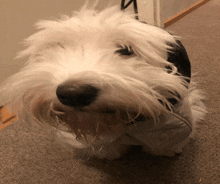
(0, 107, 17, 130)
(164, 0, 211, 28)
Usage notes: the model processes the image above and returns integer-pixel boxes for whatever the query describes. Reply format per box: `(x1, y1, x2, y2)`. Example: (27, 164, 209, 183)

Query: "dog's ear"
(167, 40, 191, 83)
(165, 40, 191, 106)
(138, 22, 191, 82)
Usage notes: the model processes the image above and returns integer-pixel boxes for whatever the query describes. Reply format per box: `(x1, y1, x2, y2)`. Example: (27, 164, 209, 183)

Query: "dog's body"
(0, 6, 206, 159)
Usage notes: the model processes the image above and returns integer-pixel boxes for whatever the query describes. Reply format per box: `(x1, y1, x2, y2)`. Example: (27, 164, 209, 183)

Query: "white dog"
(0, 6, 206, 159)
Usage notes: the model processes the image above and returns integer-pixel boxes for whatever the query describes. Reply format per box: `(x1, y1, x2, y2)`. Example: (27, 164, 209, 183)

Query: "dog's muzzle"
(56, 84, 99, 107)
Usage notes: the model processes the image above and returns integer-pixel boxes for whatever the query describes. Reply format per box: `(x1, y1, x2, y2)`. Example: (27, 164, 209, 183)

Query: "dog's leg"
(142, 138, 189, 157)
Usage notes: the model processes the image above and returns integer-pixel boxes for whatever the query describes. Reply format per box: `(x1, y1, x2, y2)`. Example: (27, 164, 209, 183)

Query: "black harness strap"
(121, 0, 139, 20)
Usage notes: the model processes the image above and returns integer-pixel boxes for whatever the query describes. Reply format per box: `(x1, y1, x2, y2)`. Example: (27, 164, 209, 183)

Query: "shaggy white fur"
(0, 6, 206, 159)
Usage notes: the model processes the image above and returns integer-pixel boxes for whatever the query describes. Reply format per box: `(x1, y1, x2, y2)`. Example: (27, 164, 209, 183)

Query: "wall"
(0, 0, 121, 83)
(135, 0, 204, 27)
(136, 0, 155, 25)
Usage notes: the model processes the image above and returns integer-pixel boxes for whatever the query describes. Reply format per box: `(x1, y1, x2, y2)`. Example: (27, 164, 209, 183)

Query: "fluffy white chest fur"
(0, 6, 206, 159)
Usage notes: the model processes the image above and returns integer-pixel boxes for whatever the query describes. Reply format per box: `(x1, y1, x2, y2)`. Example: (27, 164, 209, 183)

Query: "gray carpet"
(1, 1, 220, 183)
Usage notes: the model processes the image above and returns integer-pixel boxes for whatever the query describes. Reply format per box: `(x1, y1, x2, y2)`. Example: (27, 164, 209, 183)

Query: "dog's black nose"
(56, 84, 99, 107)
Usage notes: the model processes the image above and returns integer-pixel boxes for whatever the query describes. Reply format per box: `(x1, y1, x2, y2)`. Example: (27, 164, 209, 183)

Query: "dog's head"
(0, 6, 190, 143)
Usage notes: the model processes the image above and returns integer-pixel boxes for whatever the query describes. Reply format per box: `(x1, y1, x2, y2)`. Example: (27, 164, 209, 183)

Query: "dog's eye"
(116, 46, 134, 56)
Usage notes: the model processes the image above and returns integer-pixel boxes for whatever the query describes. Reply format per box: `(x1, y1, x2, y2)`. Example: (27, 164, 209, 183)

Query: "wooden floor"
(0, 107, 17, 130)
